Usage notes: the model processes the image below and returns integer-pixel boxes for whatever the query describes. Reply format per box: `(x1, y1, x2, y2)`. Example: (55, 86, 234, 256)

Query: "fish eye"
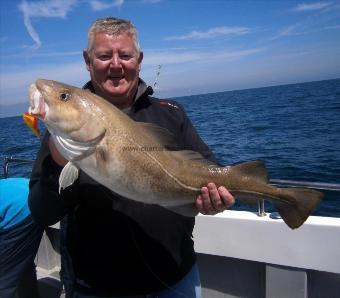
(59, 92, 71, 102)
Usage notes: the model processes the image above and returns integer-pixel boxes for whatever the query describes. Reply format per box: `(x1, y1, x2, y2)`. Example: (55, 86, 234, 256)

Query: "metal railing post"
(258, 199, 266, 217)
(2, 157, 35, 178)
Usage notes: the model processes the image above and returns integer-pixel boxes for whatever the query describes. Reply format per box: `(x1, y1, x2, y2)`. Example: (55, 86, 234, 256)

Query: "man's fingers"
(207, 183, 224, 211)
(196, 183, 235, 215)
(196, 195, 205, 214)
(200, 186, 218, 215)
(218, 186, 235, 208)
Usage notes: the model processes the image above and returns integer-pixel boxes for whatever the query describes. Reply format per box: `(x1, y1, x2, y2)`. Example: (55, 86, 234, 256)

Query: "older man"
(29, 17, 235, 297)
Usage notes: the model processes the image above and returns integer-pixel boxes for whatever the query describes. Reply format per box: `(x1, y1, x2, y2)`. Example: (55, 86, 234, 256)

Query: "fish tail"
(273, 188, 323, 229)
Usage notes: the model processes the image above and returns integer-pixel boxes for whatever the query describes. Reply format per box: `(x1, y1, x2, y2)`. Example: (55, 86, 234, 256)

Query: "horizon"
(1, 77, 339, 119)
(1, 0, 340, 117)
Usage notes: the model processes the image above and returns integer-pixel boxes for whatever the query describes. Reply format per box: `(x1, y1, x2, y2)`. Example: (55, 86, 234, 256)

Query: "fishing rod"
(153, 64, 162, 90)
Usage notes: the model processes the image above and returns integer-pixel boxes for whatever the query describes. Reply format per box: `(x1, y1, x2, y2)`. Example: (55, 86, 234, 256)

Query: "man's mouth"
(108, 75, 124, 80)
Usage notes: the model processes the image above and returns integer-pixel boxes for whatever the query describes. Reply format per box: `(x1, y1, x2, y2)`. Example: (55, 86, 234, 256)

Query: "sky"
(0, 0, 340, 116)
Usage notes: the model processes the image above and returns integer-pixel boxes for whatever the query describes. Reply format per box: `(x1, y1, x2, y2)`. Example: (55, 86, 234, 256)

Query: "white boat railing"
(270, 179, 340, 191)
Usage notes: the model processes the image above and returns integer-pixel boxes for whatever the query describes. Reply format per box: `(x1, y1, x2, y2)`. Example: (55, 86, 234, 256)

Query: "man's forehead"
(94, 31, 133, 40)
(93, 32, 136, 47)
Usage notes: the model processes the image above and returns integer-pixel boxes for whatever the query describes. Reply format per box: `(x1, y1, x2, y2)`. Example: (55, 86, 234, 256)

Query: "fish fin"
(233, 160, 269, 183)
(167, 203, 198, 217)
(273, 188, 323, 229)
(138, 122, 177, 149)
(59, 162, 79, 193)
(53, 130, 105, 161)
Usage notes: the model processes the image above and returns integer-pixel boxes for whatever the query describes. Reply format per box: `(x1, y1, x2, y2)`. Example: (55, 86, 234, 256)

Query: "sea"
(1, 78, 339, 218)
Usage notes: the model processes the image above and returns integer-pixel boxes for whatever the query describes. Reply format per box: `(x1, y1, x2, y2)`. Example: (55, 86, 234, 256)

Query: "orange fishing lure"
(23, 112, 41, 138)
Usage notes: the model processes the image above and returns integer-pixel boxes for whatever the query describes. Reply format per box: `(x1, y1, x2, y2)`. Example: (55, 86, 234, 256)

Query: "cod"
(28, 79, 323, 229)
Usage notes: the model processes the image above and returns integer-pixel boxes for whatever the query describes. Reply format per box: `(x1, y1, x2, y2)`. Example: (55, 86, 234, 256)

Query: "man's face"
(83, 32, 143, 109)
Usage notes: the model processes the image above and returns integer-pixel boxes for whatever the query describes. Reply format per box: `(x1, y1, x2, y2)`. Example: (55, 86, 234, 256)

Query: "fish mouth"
(28, 83, 48, 119)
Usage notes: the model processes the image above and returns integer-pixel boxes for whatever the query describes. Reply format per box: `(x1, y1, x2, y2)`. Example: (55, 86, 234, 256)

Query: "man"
(29, 17, 235, 297)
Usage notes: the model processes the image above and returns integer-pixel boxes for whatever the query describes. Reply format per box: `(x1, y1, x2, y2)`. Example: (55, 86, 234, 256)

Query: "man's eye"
(120, 54, 133, 60)
(98, 54, 111, 60)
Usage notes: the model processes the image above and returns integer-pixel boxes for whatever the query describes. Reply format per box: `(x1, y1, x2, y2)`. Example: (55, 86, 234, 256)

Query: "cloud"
(0, 61, 88, 105)
(164, 26, 250, 41)
(17, 0, 127, 49)
(18, 0, 78, 49)
(271, 1, 340, 41)
(270, 24, 301, 40)
(293, 2, 331, 12)
(143, 0, 162, 3)
(142, 47, 265, 66)
(325, 24, 340, 29)
(0, 50, 82, 60)
(89, 0, 124, 11)
(18, 0, 77, 18)
(0, 46, 265, 106)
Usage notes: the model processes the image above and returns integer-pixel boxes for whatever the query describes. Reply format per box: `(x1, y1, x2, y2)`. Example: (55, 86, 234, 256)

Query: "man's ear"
(138, 51, 143, 70)
(83, 49, 91, 71)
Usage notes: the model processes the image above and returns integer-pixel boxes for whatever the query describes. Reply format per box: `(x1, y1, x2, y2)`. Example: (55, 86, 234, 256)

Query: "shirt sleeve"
(176, 103, 218, 164)
(28, 133, 79, 227)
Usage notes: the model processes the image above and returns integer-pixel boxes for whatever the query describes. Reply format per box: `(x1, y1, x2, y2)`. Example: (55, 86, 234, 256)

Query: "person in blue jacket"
(0, 178, 43, 298)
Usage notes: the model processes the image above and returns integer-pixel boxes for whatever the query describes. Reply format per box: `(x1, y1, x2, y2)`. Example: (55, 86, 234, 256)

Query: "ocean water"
(1, 78, 339, 217)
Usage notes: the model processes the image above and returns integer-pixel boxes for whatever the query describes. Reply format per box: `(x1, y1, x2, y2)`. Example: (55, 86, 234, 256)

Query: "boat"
(3, 157, 340, 297)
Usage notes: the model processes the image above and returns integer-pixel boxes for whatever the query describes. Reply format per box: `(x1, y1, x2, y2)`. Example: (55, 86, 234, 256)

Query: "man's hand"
(196, 182, 235, 215)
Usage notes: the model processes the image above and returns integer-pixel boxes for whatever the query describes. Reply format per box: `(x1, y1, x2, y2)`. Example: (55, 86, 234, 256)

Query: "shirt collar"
(82, 79, 153, 106)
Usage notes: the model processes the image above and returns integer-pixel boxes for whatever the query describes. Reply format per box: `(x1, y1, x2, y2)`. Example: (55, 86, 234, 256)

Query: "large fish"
(28, 79, 323, 229)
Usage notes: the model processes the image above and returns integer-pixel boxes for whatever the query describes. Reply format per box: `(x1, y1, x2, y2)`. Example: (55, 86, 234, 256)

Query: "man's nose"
(109, 55, 122, 68)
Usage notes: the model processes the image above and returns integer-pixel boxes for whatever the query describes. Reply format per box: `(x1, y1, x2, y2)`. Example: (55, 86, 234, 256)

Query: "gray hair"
(87, 17, 141, 54)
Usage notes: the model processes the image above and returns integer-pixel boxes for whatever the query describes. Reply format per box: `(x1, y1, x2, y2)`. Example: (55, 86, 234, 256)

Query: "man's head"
(83, 17, 143, 109)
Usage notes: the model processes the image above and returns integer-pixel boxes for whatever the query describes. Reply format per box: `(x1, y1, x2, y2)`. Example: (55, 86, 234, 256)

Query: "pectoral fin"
(59, 162, 79, 193)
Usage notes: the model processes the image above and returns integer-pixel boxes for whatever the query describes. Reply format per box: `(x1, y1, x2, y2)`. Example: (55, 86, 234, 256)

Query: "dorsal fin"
(138, 122, 178, 149)
(233, 160, 269, 183)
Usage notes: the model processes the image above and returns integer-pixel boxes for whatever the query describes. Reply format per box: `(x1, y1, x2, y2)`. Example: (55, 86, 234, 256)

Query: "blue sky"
(1, 0, 340, 115)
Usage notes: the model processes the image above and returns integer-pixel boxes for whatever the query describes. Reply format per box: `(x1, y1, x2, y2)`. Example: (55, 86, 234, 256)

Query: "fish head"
(29, 79, 107, 161)
(29, 79, 83, 133)
(29, 79, 105, 140)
